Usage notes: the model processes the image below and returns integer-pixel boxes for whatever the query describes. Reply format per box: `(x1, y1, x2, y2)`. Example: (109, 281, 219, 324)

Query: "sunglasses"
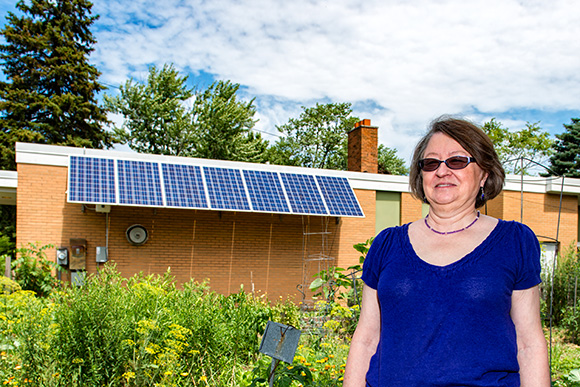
(418, 156, 477, 172)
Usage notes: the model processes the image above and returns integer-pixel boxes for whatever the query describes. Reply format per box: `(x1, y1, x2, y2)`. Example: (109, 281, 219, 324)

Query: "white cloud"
(89, 0, 580, 161)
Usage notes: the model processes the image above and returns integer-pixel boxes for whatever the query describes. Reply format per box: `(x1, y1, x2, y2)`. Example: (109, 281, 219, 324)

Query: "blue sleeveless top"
(361, 220, 542, 387)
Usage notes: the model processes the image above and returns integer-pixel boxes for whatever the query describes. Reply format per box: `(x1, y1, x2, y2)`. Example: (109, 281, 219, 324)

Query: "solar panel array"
(67, 155, 364, 217)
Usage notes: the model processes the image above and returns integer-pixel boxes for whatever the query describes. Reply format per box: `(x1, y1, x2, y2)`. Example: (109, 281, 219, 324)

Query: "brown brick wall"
(400, 192, 424, 224)
(499, 191, 577, 248)
(17, 162, 579, 300)
(16, 163, 377, 302)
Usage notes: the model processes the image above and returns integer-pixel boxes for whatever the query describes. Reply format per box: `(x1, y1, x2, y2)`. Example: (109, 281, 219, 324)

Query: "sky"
(1, 0, 580, 165)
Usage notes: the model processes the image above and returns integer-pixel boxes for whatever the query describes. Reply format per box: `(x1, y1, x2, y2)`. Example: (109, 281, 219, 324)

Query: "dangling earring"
(423, 196, 429, 204)
(480, 187, 485, 201)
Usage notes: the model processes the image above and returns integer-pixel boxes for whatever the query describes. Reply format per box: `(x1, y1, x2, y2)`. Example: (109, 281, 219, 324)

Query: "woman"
(343, 117, 550, 386)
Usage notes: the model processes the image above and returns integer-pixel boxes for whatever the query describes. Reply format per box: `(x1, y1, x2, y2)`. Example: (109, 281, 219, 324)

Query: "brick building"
(4, 119, 580, 302)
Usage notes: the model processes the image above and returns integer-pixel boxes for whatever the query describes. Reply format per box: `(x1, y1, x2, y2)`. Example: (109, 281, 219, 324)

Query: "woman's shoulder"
(494, 218, 536, 236)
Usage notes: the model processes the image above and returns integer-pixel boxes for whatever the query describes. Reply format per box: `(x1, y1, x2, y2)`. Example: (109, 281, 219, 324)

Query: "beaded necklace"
(424, 211, 480, 235)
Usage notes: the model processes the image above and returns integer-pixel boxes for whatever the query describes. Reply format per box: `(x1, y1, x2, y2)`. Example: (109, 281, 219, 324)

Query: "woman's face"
(421, 132, 487, 210)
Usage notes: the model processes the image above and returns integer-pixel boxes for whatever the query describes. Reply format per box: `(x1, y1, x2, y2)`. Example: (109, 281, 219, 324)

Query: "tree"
(268, 103, 359, 170)
(191, 80, 267, 162)
(0, 0, 111, 171)
(105, 64, 195, 156)
(548, 118, 580, 177)
(482, 118, 553, 175)
(106, 65, 267, 162)
(378, 144, 408, 175)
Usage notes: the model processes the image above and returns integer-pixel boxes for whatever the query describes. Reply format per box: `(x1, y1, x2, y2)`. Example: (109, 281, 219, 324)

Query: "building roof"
(5, 143, 580, 209)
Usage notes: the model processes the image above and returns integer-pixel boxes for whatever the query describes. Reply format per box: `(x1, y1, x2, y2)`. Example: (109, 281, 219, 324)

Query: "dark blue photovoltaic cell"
(316, 175, 364, 217)
(203, 167, 250, 211)
(68, 156, 116, 203)
(162, 164, 208, 208)
(117, 160, 163, 206)
(279, 173, 327, 215)
(243, 170, 290, 213)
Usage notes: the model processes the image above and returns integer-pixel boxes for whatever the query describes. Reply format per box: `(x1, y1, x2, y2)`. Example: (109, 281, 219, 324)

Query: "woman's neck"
(426, 205, 479, 233)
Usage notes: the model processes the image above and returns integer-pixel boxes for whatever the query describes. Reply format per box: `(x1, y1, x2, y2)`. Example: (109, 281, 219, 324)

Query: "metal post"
(268, 359, 280, 387)
(4, 255, 10, 278)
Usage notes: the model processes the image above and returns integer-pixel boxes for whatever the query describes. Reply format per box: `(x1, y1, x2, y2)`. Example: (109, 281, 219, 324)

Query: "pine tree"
(0, 0, 111, 170)
(549, 118, 580, 177)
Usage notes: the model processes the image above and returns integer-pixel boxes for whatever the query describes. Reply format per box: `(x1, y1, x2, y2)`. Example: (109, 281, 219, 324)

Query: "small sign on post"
(259, 321, 301, 387)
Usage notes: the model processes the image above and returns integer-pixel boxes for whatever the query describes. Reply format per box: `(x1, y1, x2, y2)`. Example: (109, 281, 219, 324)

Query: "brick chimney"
(348, 119, 378, 173)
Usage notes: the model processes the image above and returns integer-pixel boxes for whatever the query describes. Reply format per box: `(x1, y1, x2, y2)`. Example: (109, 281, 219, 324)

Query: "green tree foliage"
(192, 80, 267, 162)
(106, 65, 267, 162)
(0, 205, 16, 257)
(268, 102, 359, 170)
(105, 64, 195, 156)
(0, 0, 111, 171)
(378, 144, 408, 175)
(548, 118, 580, 177)
(482, 118, 553, 175)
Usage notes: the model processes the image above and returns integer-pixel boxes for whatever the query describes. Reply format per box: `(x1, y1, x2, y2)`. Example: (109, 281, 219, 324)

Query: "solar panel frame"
(67, 155, 365, 218)
(203, 166, 251, 211)
(279, 172, 328, 215)
(117, 160, 164, 206)
(68, 156, 116, 204)
(243, 170, 291, 213)
(161, 163, 209, 209)
(316, 175, 364, 217)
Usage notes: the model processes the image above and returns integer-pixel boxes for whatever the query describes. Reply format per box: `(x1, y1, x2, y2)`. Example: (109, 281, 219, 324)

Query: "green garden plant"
(11, 243, 60, 297)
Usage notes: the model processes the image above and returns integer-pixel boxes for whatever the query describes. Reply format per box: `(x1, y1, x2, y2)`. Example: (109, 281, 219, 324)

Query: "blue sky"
(1, 0, 580, 164)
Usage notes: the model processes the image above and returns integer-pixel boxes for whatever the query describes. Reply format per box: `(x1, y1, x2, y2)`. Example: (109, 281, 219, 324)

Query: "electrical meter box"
(69, 238, 87, 270)
(96, 246, 108, 263)
(56, 247, 68, 266)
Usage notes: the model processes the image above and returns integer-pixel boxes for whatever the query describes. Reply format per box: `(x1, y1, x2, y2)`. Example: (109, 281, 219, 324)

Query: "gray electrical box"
(56, 247, 68, 266)
(96, 246, 108, 263)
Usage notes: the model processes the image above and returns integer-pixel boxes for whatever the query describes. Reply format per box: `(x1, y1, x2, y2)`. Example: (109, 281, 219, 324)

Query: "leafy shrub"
(11, 243, 60, 297)
(0, 264, 299, 386)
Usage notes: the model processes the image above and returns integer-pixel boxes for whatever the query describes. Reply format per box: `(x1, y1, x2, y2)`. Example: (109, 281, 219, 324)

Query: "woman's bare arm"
(511, 285, 550, 387)
(343, 284, 381, 387)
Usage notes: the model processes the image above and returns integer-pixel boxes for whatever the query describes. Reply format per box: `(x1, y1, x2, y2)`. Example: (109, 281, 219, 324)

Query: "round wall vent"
(126, 225, 148, 246)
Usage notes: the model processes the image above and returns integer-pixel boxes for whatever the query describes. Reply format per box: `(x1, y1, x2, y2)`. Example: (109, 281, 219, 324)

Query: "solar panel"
(162, 164, 208, 208)
(68, 156, 116, 204)
(67, 156, 364, 218)
(316, 175, 364, 217)
(117, 160, 163, 206)
(280, 173, 328, 215)
(243, 170, 290, 213)
(203, 166, 250, 211)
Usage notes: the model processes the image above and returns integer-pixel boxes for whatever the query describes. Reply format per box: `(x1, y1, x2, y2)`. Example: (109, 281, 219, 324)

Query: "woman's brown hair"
(409, 116, 505, 208)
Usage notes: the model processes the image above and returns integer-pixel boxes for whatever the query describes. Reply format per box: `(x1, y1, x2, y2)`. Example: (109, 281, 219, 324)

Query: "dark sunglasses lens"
(421, 159, 441, 171)
(446, 157, 469, 169)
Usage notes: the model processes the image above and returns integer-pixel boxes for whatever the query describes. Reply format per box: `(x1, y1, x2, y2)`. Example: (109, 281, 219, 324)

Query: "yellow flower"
(200, 375, 207, 382)
(72, 358, 84, 364)
(180, 372, 188, 377)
